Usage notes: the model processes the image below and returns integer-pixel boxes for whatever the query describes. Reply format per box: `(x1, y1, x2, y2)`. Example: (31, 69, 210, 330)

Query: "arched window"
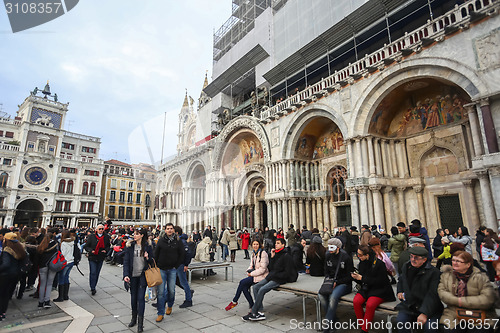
(58, 179, 66, 193)
(66, 180, 74, 194)
(89, 182, 96, 195)
(0, 172, 8, 188)
(327, 166, 350, 202)
(82, 182, 89, 195)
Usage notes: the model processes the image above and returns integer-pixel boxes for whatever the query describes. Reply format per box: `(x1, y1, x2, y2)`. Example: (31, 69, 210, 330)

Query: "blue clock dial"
(25, 167, 48, 185)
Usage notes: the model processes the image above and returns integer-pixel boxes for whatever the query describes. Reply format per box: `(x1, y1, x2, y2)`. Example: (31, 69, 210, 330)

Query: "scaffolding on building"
(213, 0, 272, 62)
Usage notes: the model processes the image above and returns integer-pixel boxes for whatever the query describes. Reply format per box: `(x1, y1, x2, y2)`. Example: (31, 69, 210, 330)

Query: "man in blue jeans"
(242, 238, 295, 321)
(174, 226, 193, 308)
(84, 224, 111, 295)
(154, 223, 184, 322)
(318, 238, 353, 333)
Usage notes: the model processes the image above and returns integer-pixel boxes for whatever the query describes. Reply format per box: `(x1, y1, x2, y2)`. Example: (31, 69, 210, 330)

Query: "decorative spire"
(203, 71, 209, 89)
(182, 89, 189, 107)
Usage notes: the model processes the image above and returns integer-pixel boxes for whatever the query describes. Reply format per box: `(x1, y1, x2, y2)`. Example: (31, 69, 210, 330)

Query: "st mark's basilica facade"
(155, 0, 500, 235)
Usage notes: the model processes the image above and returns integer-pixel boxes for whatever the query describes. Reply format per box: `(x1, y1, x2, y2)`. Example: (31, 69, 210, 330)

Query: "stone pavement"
(1, 250, 390, 333)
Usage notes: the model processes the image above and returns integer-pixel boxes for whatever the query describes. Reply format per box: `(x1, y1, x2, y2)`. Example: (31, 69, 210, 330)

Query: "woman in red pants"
(351, 245, 395, 333)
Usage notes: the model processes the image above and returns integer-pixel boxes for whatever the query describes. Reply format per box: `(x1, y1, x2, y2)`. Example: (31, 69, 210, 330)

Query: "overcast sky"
(0, 1, 231, 165)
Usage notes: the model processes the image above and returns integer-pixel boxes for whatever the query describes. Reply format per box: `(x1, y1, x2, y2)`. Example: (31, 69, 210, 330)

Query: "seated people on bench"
(438, 250, 497, 333)
(242, 238, 296, 321)
(396, 246, 442, 333)
(318, 238, 353, 333)
(194, 237, 216, 276)
(226, 239, 269, 311)
(306, 236, 326, 276)
(351, 245, 395, 333)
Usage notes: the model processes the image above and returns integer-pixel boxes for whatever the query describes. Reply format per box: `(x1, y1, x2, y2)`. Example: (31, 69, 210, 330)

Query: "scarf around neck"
(94, 233, 105, 255)
(454, 266, 473, 297)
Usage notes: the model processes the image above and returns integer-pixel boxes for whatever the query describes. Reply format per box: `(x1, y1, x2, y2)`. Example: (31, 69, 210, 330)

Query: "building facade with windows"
(156, 0, 500, 235)
(100, 160, 156, 226)
(0, 83, 104, 228)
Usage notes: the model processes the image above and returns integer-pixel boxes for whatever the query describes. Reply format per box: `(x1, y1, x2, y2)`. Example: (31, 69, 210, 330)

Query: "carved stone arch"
(414, 139, 465, 178)
(281, 105, 348, 159)
(212, 116, 271, 171)
(351, 58, 488, 137)
(166, 171, 183, 192)
(15, 197, 46, 211)
(184, 123, 197, 147)
(236, 170, 266, 206)
(185, 159, 207, 186)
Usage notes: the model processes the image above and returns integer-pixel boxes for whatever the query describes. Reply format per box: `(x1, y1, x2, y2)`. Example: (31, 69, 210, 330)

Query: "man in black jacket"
(84, 224, 111, 295)
(396, 247, 442, 332)
(154, 223, 184, 322)
(242, 238, 295, 321)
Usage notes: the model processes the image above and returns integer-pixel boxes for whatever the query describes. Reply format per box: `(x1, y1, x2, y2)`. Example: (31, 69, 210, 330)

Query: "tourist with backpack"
(35, 230, 59, 308)
(225, 239, 269, 311)
(0, 232, 26, 321)
(174, 226, 194, 308)
(242, 238, 297, 321)
(53, 230, 75, 302)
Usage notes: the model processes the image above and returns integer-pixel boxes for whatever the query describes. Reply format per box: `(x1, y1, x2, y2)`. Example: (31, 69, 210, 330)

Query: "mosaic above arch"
(294, 117, 345, 160)
(222, 132, 264, 176)
(368, 78, 470, 137)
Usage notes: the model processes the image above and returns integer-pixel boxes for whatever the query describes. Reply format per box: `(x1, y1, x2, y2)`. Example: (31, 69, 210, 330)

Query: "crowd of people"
(1, 219, 499, 333)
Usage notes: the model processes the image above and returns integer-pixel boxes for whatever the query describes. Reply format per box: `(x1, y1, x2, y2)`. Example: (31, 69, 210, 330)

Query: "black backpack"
(73, 240, 82, 266)
(19, 252, 33, 274)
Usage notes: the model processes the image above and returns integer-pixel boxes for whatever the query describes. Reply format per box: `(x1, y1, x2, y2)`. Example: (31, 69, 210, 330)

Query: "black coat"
(342, 230, 353, 254)
(36, 241, 58, 268)
(289, 243, 305, 272)
(357, 254, 395, 301)
(122, 241, 154, 286)
(324, 249, 353, 287)
(396, 261, 443, 317)
(266, 248, 295, 284)
(432, 235, 443, 258)
(84, 233, 111, 262)
(154, 234, 184, 270)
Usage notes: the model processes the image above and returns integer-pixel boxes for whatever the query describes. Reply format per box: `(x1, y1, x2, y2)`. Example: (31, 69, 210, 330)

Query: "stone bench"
(187, 261, 233, 284)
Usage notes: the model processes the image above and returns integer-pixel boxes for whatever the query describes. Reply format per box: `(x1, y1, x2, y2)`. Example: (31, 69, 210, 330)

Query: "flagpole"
(160, 111, 166, 166)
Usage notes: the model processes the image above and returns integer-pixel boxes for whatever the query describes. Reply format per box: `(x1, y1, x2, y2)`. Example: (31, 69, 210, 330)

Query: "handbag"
(455, 307, 486, 323)
(144, 259, 162, 287)
(318, 252, 342, 296)
(480, 244, 499, 262)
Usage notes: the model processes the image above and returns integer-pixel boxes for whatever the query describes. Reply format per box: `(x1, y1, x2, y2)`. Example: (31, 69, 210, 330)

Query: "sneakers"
(225, 301, 238, 311)
(155, 315, 164, 322)
(242, 312, 266, 321)
(165, 307, 172, 315)
(43, 301, 52, 309)
(38, 302, 44, 308)
(179, 301, 192, 308)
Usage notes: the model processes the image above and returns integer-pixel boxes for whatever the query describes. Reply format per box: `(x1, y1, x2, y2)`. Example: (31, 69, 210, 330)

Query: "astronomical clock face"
(25, 167, 48, 185)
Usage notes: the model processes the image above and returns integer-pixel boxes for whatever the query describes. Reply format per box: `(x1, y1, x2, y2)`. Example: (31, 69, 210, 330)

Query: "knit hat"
(328, 238, 342, 249)
(311, 235, 322, 244)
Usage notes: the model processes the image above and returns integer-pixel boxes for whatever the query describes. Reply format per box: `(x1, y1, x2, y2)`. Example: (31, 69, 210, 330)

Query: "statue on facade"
(31, 87, 38, 96)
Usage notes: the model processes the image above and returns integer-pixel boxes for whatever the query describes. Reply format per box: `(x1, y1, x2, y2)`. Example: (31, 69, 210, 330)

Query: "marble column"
(355, 138, 363, 178)
(380, 139, 389, 177)
(413, 186, 427, 227)
(291, 198, 298, 229)
(315, 162, 320, 191)
(298, 199, 305, 230)
(396, 187, 407, 223)
(361, 137, 369, 177)
(311, 199, 317, 230)
(310, 163, 316, 191)
(477, 170, 497, 229)
(290, 162, 295, 190)
(283, 199, 289, 229)
(277, 200, 283, 230)
(357, 186, 369, 226)
(382, 187, 393, 230)
(465, 104, 484, 157)
(295, 162, 301, 191)
(367, 137, 376, 177)
(322, 197, 331, 230)
(348, 188, 360, 230)
(367, 190, 375, 226)
(389, 140, 399, 178)
(305, 163, 311, 191)
(317, 198, 324, 231)
(305, 199, 312, 230)
(347, 139, 356, 178)
(374, 138, 383, 176)
(463, 180, 480, 232)
(370, 185, 384, 229)
(395, 140, 405, 178)
(271, 200, 278, 230)
(479, 98, 499, 153)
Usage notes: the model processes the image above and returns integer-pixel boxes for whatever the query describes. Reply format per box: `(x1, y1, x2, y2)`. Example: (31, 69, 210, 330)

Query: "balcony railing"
(0, 143, 20, 152)
(260, 0, 498, 122)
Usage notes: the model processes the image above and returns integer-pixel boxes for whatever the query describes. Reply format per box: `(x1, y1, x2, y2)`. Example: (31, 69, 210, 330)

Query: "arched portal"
(14, 199, 44, 228)
(186, 162, 207, 233)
